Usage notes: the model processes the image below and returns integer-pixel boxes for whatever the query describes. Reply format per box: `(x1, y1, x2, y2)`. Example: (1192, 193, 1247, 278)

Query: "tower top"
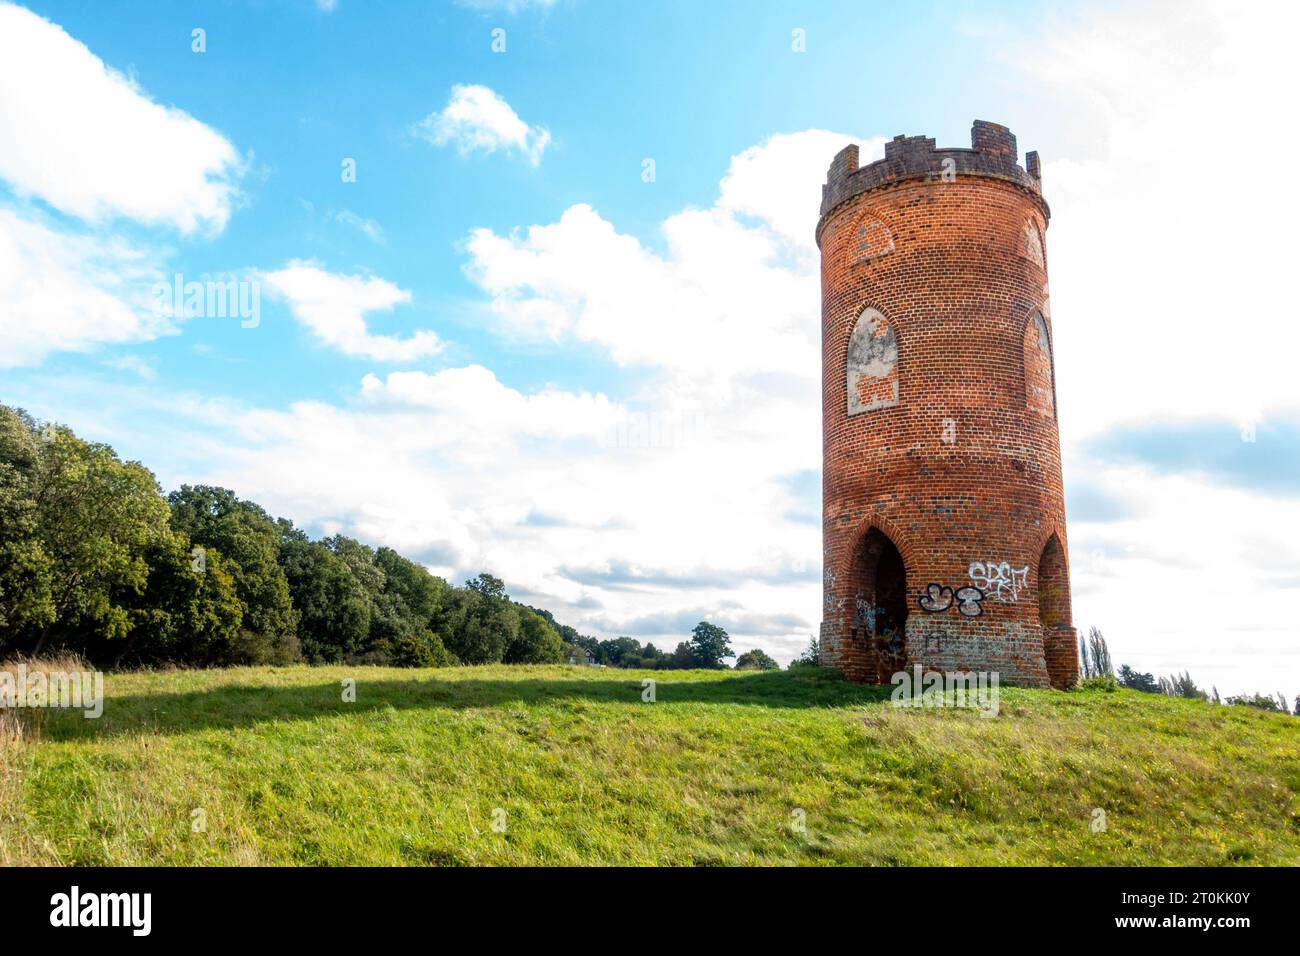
(817, 120, 1048, 244)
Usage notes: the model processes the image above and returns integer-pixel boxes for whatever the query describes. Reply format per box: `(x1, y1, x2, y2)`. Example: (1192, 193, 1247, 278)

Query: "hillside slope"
(2, 665, 1296, 865)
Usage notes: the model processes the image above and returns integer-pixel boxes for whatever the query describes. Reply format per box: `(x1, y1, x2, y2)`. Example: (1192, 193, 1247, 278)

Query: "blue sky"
(1, 0, 1297, 697)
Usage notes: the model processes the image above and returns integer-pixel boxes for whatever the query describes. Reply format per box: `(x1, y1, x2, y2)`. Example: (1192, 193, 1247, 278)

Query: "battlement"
(817, 120, 1047, 242)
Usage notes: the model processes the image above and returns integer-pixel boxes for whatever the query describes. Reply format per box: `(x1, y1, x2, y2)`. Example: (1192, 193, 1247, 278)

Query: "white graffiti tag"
(822, 568, 841, 612)
(967, 561, 1030, 603)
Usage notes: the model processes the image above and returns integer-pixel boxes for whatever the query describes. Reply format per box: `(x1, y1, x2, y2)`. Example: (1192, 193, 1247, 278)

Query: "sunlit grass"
(1, 664, 1296, 865)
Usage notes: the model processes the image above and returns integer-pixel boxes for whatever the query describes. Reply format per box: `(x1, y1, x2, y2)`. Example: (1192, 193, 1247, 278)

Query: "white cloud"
(718, 130, 888, 253)
(996, 0, 1300, 695)
(260, 260, 444, 363)
(0, 3, 248, 368)
(102, 354, 157, 380)
(415, 84, 550, 166)
(0, 207, 172, 368)
(1007, 0, 1300, 440)
(359, 366, 626, 444)
(0, 2, 242, 234)
(183, 363, 819, 660)
(332, 209, 385, 244)
(48, 130, 841, 661)
(461, 130, 871, 387)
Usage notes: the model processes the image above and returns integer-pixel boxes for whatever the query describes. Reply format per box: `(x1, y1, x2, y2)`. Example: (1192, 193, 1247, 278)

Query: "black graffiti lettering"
(917, 583, 954, 613)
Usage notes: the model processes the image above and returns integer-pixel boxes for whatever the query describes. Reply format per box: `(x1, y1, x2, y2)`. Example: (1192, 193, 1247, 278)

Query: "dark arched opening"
(1038, 533, 1075, 688)
(850, 527, 908, 683)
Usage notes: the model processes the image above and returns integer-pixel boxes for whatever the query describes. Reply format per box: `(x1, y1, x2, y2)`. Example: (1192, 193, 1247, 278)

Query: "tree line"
(0, 404, 784, 673)
(0, 405, 551, 668)
(560, 622, 779, 671)
(1081, 626, 1296, 714)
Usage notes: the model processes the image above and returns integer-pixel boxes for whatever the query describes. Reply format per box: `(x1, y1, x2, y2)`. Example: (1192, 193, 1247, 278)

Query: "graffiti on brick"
(954, 586, 985, 617)
(875, 627, 904, 656)
(917, 582, 984, 617)
(822, 568, 844, 613)
(853, 593, 880, 632)
(967, 561, 1029, 603)
(917, 583, 954, 613)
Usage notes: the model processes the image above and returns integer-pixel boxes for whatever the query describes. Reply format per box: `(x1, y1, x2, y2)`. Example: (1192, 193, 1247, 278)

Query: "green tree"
(375, 547, 448, 624)
(279, 538, 369, 663)
(505, 607, 566, 664)
(734, 648, 779, 671)
(790, 636, 821, 668)
(366, 590, 451, 667)
(438, 574, 519, 664)
(688, 621, 734, 669)
(105, 530, 243, 667)
(1158, 671, 1207, 700)
(0, 406, 55, 643)
(169, 485, 299, 663)
(1117, 664, 1159, 693)
(367, 547, 453, 666)
(1225, 692, 1283, 712)
(1087, 627, 1113, 677)
(596, 636, 642, 667)
(26, 421, 172, 652)
(669, 641, 697, 669)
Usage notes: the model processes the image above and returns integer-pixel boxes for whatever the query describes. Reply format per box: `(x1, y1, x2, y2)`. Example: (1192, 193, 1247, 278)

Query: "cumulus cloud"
(1080, 414, 1300, 498)
(1008, 0, 1300, 441)
(717, 130, 888, 252)
(414, 84, 550, 166)
(994, 0, 1300, 693)
(112, 130, 850, 659)
(460, 130, 886, 389)
(0, 208, 172, 368)
(192, 363, 821, 661)
(0, 3, 245, 367)
(260, 261, 444, 363)
(0, 1, 242, 234)
(360, 366, 626, 444)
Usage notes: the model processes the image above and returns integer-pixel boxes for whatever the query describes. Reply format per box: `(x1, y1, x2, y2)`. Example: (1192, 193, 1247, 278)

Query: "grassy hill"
(2, 664, 1296, 865)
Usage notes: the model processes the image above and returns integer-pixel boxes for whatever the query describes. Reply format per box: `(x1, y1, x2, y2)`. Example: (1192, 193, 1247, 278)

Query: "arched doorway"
(850, 527, 909, 683)
(1037, 533, 1074, 688)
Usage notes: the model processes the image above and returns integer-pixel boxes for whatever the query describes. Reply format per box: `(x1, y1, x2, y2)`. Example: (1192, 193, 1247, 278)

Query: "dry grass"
(0, 653, 95, 743)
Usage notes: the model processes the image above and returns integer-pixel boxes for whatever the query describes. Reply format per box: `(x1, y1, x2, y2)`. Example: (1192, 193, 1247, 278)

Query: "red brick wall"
(817, 121, 1078, 689)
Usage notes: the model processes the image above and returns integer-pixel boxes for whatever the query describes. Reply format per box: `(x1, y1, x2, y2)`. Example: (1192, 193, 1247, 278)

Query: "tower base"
(819, 617, 1060, 688)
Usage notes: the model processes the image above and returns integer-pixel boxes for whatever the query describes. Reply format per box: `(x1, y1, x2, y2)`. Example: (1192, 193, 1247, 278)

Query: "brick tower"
(817, 120, 1077, 689)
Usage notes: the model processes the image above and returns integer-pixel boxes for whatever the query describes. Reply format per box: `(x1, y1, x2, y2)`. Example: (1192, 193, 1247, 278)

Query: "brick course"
(817, 120, 1078, 689)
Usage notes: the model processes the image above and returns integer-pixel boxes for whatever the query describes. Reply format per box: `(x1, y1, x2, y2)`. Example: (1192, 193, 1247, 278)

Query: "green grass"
(2, 664, 1297, 865)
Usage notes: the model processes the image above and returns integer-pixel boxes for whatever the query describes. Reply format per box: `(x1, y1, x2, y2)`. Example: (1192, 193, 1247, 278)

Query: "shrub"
(1077, 674, 1119, 692)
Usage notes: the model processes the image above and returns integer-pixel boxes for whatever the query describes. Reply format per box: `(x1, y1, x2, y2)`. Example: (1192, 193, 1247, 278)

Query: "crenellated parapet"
(816, 120, 1048, 245)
